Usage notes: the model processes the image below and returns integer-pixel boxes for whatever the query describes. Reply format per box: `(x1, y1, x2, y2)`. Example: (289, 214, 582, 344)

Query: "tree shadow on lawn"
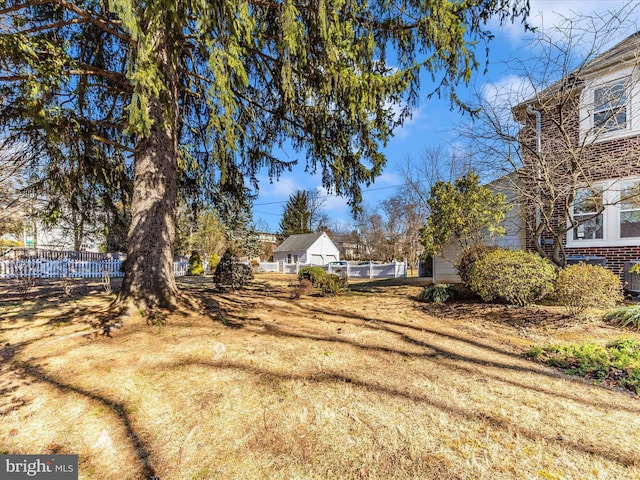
(0, 279, 114, 303)
(208, 285, 640, 415)
(172, 356, 640, 469)
(8, 359, 158, 479)
(251, 316, 640, 414)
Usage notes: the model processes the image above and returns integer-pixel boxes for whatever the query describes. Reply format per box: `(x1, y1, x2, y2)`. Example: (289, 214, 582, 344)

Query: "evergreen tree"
(279, 191, 314, 237)
(0, 0, 530, 312)
(419, 173, 511, 256)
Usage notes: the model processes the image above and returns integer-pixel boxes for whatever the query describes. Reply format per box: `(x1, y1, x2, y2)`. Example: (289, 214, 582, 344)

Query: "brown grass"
(1, 274, 640, 479)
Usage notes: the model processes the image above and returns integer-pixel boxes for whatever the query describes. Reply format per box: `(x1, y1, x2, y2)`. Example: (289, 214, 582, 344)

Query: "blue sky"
(251, 0, 639, 233)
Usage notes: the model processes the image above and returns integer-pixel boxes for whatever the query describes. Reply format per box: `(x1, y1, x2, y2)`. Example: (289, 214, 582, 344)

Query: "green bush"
(208, 253, 220, 274)
(318, 273, 348, 296)
(469, 248, 556, 306)
(416, 284, 458, 304)
(555, 263, 623, 315)
(604, 304, 640, 329)
(298, 266, 327, 287)
(213, 250, 253, 290)
(526, 338, 640, 395)
(455, 244, 500, 288)
(187, 251, 205, 276)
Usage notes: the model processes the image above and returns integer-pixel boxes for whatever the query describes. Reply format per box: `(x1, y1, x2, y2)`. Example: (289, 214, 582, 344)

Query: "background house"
(431, 174, 526, 283)
(273, 232, 340, 265)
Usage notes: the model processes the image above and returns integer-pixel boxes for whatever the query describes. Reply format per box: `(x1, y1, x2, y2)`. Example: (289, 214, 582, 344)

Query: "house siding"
(273, 232, 340, 265)
(433, 175, 526, 283)
(307, 233, 339, 264)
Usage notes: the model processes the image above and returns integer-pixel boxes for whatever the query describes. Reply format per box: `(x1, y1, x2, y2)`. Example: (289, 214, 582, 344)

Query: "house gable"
(273, 232, 340, 265)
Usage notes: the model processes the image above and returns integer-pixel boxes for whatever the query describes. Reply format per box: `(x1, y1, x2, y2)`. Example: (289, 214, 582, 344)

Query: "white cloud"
(481, 74, 534, 107)
(255, 175, 300, 199)
(496, 0, 639, 45)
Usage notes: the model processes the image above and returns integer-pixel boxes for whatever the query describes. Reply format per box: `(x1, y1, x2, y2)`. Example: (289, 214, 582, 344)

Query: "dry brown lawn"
(1, 274, 640, 480)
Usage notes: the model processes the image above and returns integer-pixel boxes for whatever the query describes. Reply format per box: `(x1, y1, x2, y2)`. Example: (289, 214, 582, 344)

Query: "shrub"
(455, 244, 500, 288)
(555, 263, 623, 316)
(213, 250, 253, 290)
(187, 250, 205, 276)
(298, 266, 327, 287)
(526, 338, 640, 395)
(604, 304, 640, 329)
(208, 253, 220, 273)
(469, 248, 556, 306)
(291, 278, 315, 299)
(416, 284, 458, 304)
(318, 273, 348, 296)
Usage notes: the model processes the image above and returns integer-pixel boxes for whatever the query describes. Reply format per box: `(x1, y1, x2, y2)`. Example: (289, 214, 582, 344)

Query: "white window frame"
(620, 182, 640, 239)
(567, 176, 640, 248)
(571, 186, 604, 241)
(579, 66, 639, 143)
(592, 81, 628, 133)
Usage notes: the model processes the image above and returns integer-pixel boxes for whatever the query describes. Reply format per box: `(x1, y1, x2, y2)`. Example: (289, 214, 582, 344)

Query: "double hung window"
(620, 182, 640, 238)
(568, 178, 640, 246)
(593, 81, 628, 132)
(572, 187, 603, 240)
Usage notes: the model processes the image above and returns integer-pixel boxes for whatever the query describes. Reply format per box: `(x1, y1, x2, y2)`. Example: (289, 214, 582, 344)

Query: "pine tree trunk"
(117, 27, 180, 312)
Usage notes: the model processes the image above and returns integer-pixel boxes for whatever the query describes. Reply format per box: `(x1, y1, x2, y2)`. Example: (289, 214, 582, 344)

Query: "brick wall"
(517, 82, 640, 274)
(565, 245, 640, 278)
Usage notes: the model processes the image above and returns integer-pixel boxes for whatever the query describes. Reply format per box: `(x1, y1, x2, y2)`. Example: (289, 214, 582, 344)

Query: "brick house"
(513, 31, 640, 280)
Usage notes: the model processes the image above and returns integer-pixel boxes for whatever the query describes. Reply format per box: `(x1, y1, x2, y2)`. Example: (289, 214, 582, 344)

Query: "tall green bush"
(213, 250, 253, 290)
(469, 249, 556, 306)
(455, 244, 500, 288)
(298, 266, 327, 287)
(556, 263, 623, 316)
(318, 273, 348, 296)
(187, 250, 204, 276)
(208, 253, 220, 274)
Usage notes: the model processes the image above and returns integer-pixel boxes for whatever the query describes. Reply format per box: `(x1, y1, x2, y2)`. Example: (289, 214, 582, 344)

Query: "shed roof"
(274, 232, 326, 253)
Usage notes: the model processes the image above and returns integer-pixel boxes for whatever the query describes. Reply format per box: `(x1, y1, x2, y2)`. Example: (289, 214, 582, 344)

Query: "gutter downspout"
(526, 104, 542, 249)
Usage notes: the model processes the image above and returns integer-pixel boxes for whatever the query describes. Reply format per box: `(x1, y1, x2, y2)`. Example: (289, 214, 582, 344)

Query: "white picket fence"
(0, 257, 405, 280)
(0, 259, 189, 279)
(257, 261, 407, 279)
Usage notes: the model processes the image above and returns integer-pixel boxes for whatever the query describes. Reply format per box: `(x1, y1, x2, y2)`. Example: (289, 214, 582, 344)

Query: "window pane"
(573, 213, 604, 240)
(621, 183, 640, 210)
(621, 211, 640, 238)
(593, 81, 627, 131)
(594, 82, 626, 110)
(574, 188, 603, 214)
(594, 108, 627, 131)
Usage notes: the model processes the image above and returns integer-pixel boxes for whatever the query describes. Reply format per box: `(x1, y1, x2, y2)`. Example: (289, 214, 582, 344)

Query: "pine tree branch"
(50, 0, 131, 43)
(1, 65, 128, 87)
(0, 0, 48, 16)
(17, 18, 87, 35)
(90, 134, 135, 153)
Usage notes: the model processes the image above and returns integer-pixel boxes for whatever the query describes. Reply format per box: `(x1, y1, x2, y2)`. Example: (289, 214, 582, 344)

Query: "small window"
(573, 187, 604, 240)
(593, 81, 627, 132)
(620, 182, 640, 238)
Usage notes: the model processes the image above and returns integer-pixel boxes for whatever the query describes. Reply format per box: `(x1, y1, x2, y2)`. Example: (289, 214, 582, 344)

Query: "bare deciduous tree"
(461, 4, 640, 266)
